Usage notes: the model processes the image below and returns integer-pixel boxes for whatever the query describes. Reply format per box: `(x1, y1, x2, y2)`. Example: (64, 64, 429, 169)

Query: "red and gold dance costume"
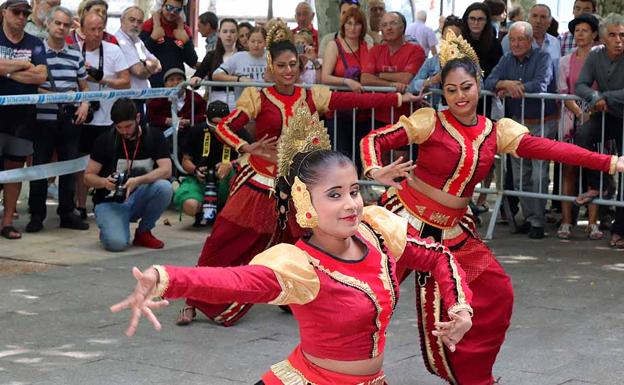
(188, 85, 403, 326)
(361, 108, 618, 385)
(153, 206, 472, 385)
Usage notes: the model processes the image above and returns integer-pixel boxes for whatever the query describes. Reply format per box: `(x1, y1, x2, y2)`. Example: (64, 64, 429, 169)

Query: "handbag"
(335, 36, 361, 81)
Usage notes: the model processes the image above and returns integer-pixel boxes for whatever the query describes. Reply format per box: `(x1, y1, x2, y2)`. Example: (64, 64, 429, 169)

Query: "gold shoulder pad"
(249, 243, 320, 305)
(236, 87, 262, 119)
(311, 85, 332, 115)
(361, 206, 408, 259)
(496, 118, 529, 156)
(398, 107, 436, 144)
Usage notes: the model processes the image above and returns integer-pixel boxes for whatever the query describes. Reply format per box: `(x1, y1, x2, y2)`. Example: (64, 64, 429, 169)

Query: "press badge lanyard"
(121, 134, 141, 176)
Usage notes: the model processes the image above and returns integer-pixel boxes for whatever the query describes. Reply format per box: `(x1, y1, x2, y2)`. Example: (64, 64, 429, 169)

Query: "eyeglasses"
(9, 8, 31, 17)
(164, 4, 183, 14)
(468, 16, 487, 23)
(380, 20, 400, 28)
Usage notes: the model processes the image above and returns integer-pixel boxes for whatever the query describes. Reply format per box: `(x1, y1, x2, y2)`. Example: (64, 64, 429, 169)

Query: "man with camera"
(75, 11, 130, 219)
(84, 98, 173, 252)
(26, 6, 91, 233)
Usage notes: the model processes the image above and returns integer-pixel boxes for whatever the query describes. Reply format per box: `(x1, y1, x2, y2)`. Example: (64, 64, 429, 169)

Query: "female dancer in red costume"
(360, 37, 624, 385)
(110, 112, 474, 384)
(176, 21, 417, 326)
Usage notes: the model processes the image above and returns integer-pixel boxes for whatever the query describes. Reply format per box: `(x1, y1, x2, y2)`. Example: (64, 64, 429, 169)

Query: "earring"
(291, 176, 318, 228)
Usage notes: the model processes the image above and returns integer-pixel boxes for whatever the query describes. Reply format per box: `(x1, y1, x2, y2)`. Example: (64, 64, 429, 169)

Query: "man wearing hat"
(0, 0, 47, 240)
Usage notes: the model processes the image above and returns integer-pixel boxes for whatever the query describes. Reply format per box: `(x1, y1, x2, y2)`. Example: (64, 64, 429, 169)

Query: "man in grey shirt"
(575, 13, 624, 246)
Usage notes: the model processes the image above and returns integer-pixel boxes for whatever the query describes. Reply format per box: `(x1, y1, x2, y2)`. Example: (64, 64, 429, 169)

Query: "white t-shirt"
(214, 51, 267, 99)
(83, 40, 129, 126)
(115, 29, 157, 90)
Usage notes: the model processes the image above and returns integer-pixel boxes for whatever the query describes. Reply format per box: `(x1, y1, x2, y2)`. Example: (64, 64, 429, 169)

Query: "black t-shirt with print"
(90, 126, 169, 204)
(181, 125, 238, 170)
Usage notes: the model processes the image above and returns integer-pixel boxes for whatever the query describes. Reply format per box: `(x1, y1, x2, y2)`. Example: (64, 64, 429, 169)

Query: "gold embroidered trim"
(439, 112, 493, 195)
(262, 87, 307, 134)
(152, 265, 169, 298)
(361, 122, 404, 176)
(433, 285, 458, 384)
(358, 222, 397, 312)
(270, 359, 315, 385)
(419, 285, 440, 376)
(361, 206, 408, 258)
(236, 87, 261, 119)
(216, 110, 249, 151)
(396, 208, 463, 240)
(395, 192, 460, 231)
(213, 302, 242, 324)
(308, 256, 384, 358)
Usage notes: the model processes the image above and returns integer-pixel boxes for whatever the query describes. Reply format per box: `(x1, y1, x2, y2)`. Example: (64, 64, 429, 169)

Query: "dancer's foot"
(176, 306, 196, 326)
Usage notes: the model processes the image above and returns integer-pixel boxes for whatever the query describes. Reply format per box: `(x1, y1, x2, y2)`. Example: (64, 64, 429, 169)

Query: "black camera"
(86, 67, 104, 82)
(108, 171, 128, 203)
(60, 104, 77, 122)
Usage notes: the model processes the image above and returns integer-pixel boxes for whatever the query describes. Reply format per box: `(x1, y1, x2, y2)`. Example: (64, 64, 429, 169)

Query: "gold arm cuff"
(448, 303, 473, 317)
(398, 107, 436, 144)
(249, 244, 320, 305)
(362, 205, 408, 258)
(311, 85, 332, 115)
(609, 155, 618, 175)
(496, 118, 530, 156)
(152, 265, 170, 298)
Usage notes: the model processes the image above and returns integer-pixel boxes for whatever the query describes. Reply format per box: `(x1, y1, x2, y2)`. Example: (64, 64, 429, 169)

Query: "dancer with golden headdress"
(110, 107, 473, 385)
(361, 31, 624, 385)
(176, 20, 418, 327)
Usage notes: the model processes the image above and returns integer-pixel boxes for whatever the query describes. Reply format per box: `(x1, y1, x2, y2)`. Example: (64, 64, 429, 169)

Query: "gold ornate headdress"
(438, 30, 481, 69)
(265, 19, 294, 72)
(276, 103, 331, 228)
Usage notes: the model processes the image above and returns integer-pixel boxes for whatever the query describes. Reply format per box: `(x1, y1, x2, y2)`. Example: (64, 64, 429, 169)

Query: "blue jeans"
(94, 179, 173, 252)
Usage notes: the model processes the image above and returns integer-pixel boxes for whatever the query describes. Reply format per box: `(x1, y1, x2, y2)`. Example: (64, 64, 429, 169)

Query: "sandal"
(1, 225, 22, 239)
(557, 224, 573, 239)
(587, 224, 604, 240)
(609, 233, 624, 248)
(176, 306, 196, 326)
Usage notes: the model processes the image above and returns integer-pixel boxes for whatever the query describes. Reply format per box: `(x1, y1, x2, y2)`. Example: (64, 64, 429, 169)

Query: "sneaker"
(192, 212, 206, 228)
(516, 222, 531, 234)
(528, 226, 545, 239)
(133, 229, 164, 249)
(60, 213, 90, 230)
(25, 216, 44, 233)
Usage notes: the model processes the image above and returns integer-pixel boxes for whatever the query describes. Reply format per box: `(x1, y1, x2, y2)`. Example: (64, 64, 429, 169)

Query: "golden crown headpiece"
(276, 102, 331, 179)
(439, 30, 481, 70)
(265, 19, 294, 69)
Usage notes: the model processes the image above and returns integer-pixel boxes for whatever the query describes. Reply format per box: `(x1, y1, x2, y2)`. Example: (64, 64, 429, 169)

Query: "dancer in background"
(176, 20, 419, 327)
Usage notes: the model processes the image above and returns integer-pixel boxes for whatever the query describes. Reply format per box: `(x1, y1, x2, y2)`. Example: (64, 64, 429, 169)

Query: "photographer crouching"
(84, 98, 173, 252)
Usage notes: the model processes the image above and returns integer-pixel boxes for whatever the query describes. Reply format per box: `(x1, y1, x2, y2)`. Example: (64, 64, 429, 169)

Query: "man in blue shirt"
(485, 21, 557, 239)
(502, 4, 560, 74)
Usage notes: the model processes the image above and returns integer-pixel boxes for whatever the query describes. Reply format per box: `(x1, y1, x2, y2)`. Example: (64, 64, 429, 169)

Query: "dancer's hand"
(240, 135, 278, 163)
(110, 267, 169, 337)
(432, 310, 472, 353)
(368, 157, 415, 189)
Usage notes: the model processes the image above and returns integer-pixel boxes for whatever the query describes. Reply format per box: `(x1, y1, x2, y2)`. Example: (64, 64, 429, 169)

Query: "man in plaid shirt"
(559, 0, 596, 56)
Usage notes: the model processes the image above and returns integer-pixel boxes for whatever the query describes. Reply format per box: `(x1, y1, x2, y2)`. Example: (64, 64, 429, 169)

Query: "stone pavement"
(1, 203, 624, 385)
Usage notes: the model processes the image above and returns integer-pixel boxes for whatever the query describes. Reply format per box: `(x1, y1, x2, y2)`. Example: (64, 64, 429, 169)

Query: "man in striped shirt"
(26, 6, 90, 233)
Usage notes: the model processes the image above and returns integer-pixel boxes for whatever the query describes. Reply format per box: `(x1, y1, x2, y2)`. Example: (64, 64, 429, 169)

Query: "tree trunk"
(597, 0, 624, 15)
(136, 0, 154, 16)
(315, 0, 371, 38)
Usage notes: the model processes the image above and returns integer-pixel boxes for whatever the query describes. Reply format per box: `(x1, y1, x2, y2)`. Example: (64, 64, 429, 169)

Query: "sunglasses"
(9, 8, 31, 17)
(164, 4, 183, 14)
(340, 0, 360, 5)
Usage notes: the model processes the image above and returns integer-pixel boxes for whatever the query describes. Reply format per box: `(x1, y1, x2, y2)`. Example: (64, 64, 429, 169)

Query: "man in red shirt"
(291, 2, 318, 51)
(362, 11, 424, 126)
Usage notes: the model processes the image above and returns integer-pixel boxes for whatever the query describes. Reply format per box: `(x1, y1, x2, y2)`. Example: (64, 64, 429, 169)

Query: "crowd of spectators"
(0, 0, 623, 249)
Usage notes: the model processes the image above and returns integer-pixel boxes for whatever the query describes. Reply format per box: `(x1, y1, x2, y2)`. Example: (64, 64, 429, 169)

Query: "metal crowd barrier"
(1, 82, 622, 240)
